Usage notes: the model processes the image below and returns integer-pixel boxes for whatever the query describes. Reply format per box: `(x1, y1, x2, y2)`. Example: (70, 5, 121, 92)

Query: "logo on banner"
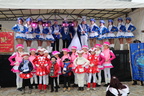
(0, 32, 14, 53)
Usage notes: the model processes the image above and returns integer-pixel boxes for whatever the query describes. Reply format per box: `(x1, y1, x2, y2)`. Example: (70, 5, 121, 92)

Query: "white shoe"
(87, 88, 90, 91)
(93, 88, 96, 90)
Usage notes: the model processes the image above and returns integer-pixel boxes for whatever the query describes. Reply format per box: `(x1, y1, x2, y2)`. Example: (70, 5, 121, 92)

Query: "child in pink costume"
(94, 44, 105, 87)
(29, 48, 38, 89)
(8, 44, 24, 91)
(70, 46, 78, 87)
(52, 51, 62, 88)
(61, 48, 71, 63)
(102, 42, 116, 86)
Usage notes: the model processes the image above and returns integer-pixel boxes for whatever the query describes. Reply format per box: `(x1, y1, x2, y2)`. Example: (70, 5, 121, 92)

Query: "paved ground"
(0, 82, 144, 96)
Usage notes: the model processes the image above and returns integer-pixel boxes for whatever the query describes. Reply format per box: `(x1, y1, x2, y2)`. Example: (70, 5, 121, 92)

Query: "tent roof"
(0, 0, 143, 21)
(0, 0, 144, 9)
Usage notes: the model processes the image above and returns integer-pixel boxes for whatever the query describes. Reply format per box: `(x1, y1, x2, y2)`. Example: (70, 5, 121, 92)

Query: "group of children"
(12, 17, 136, 52)
(8, 41, 116, 94)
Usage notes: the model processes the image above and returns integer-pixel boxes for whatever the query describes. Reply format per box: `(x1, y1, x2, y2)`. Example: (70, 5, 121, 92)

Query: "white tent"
(0, 0, 144, 9)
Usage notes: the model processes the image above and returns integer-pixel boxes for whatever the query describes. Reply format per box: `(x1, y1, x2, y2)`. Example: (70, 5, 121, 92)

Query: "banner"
(0, 32, 14, 53)
(130, 43, 144, 81)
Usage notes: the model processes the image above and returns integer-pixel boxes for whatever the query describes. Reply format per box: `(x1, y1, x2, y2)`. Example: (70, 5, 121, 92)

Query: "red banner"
(0, 32, 14, 53)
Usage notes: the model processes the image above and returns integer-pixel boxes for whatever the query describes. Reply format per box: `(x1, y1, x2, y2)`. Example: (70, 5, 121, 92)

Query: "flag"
(130, 43, 144, 81)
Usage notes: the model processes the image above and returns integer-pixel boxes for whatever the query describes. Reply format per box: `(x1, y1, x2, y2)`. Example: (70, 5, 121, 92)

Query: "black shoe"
(51, 90, 54, 92)
(72, 84, 78, 87)
(35, 84, 38, 89)
(81, 87, 84, 91)
(141, 81, 143, 86)
(78, 87, 81, 91)
(132, 80, 138, 85)
(55, 89, 58, 92)
(97, 84, 101, 87)
(104, 84, 109, 87)
(17, 88, 23, 91)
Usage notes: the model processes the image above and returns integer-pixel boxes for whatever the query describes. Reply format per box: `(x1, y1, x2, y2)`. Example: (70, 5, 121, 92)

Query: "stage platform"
(0, 50, 132, 87)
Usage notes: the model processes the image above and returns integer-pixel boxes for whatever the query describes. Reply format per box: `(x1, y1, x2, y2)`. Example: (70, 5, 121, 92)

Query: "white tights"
(16, 73, 23, 88)
(45, 75, 49, 85)
(39, 75, 46, 84)
(104, 68, 111, 84)
(30, 74, 38, 84)
(87, 73, 97, 83)
(97, 70, 102, 85)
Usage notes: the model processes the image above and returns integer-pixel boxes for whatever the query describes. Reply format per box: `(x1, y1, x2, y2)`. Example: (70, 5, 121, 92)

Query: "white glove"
(44, 64, 48, 66)
(35, 64, 39, 67)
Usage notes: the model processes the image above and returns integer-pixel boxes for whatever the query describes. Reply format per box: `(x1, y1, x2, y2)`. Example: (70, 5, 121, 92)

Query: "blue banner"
(130, 43, 144, 81)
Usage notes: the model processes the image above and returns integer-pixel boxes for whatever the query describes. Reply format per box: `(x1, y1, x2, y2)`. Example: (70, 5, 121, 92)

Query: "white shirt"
(74, 56, 90, 67)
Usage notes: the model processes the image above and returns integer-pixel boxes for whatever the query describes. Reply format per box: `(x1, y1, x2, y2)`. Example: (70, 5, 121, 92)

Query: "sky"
(132, 0, 144, 3)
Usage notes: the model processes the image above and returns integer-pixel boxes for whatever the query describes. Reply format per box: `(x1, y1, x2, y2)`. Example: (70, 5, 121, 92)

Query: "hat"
(77, 50, 84, 54)
(108, 19, 113, 23)
(99, 20, 105, 24)
(47, 20, 51, 24)
(126, 17, 131, 21)
(30, 48, 36, 52)
(103, 42, 110, 46)
(62, 48, 70, 52)
(37, 48, 46, 52)
(21, 52, 29, 57)
(89, 48, 96, 52)
(71, 46, 77, 49)
(17, 17, 24, 22)
(94, 44, 102, 48)
(52, 51, 60, 55)
(82, 45, 88, 49)
(90, 18, 96, 22)
(81, 18, 86, 22)
(37, 18, 43, 22)
(26, 18, 32, 22)
(118, 17, 123, 21)
(16, 44, 24, 49)
(44, 50, 49, 53)
(63, 58, 71, 62)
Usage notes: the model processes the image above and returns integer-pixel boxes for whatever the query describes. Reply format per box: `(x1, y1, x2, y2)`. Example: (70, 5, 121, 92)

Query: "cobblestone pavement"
(0, 82, 144, 96)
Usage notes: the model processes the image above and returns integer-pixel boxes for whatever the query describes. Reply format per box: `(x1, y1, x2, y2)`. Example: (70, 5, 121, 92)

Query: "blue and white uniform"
(34, 24, 45, 40)
(43, 26, 55, 41)
(25, 24, 34, 40)
(89, 23, 100, 38)
(116, 22, 126, 38)
(97, 25, 108, 40)
(107, 25, 118, 39)
(12, 24, 26, 39)
(78, 23, 89, 46)
(124, 23, 136, 38)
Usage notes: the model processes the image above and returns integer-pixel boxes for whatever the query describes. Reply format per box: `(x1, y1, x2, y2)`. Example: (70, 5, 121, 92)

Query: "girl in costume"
(102, 42, 116, 87)
(97, 20, 108, 45)
(18, 52, 33, 94)
(107, 19, 118, 49)
(25, 17, 34, 52)
(87, 48, 99, 90)
(124, 17, 136, 44)
(29, 48, 38, 89)
(116, 18, 126, 50)
(12, 17, 26, 44)
(8, 44, 24, 91)
(43, 20, 54, 53)
(89, 18, 100, 47)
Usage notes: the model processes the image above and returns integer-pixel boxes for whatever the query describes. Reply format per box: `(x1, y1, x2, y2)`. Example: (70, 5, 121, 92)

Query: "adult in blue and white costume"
(12, 17, 26, 44)
(43, 20, 54, 53)
(116, 18, 126, 50)
(34, 18, 45, 49)
(52, 20, 61, 51)
(124, 17, 136, 44)
(107, 19, 118, 49)
(60, 21, 71, 48)
(25, 17, 34, 52)
(68, 20, 82, 50)
(78, 18, 89, 46)
(89, 18, 100, 47)
(97, 20, 108, 45)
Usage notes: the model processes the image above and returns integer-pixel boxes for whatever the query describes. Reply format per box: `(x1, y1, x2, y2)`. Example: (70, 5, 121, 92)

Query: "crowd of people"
(11, 17, 136, 52)
(8, 42, 116, 94)
(9, 17, 135, 95)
